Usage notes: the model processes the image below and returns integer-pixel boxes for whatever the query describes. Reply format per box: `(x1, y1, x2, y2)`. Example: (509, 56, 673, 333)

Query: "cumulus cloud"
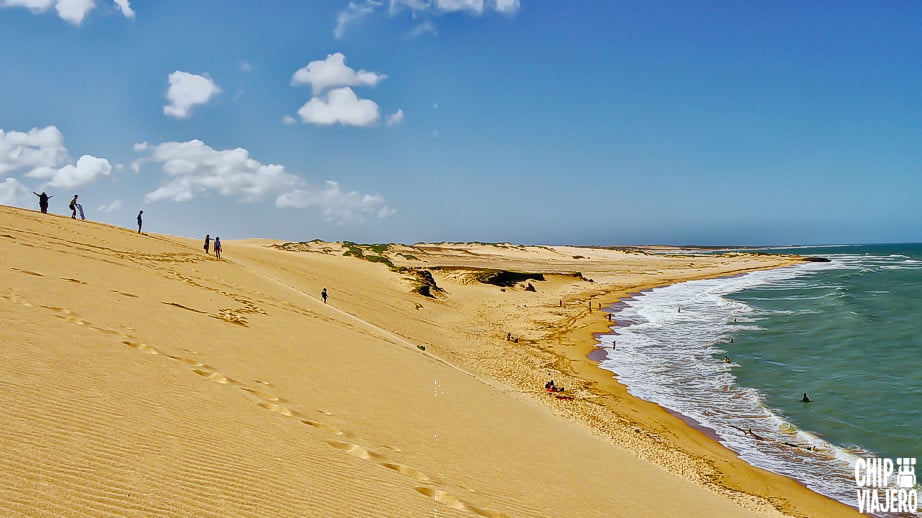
(434, 0, 483, 14)
(97, 199, 122, 212)
(137, 139, 394, 223)
(493, 0, 519, 14)
(388, 0, 518, 15)
(1, 0, 135, 23)
(163, 71, 221, 119)
(112, 0, 133, 18)
(281, 115, 297, 125)
(297, 87, 380, 127)
(1, 125, 115, 190)
(27, 154, 112, 189)
(334, 0, 381, 39)
(0, 126, 68, 175)
(140, 140, 298, 203)
(276, 181, 395, 224)
(291, 52, 386, 95)
(0, 177, 31, 207)
(386, 108, 404, 126)
(2, 0, 91, 24)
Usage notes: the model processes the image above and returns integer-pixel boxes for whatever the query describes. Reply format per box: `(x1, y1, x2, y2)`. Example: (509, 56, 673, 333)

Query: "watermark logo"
(855, 457, 918, 514)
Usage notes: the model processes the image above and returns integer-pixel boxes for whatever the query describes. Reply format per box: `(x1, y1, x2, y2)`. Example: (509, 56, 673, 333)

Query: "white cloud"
(0, 126, 68, 175)
(291, 52, 386, 95)
(55, 0, 93, 23)
(408, 20, 436, 37)
(163, 71, 221, 119)
(276, 181, 395, 224)
(141, 140, 300, 203)
(2, 0, 134, 23)
(132, 141, 149, 152)
(334, 0, 381, 39)
(386, 108, 404, 126)
(281, 115, 297, 125)
(111, 0, 132, 18)
(388, 0, 517, 15)
(1, 125, 114, 190)
(97, 199, 122, 212)
(27, 154, 112, 189)
(0, 177, 31, 207)
(2, 0, 92, 24)
(138, 139, 394, 224)
(493, 0, 519, 14)
(388, 0, 429, 13)
(297, 87, 380, 127)
(435, 0, 482, 14)
(240, 61, 252, 72)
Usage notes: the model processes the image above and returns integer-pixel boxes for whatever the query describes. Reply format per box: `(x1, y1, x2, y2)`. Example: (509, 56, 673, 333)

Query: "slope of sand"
(0, 206, 859, 517)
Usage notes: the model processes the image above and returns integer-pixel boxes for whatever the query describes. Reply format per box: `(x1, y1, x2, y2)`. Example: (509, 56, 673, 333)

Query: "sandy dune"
(0, 205, 858, 517)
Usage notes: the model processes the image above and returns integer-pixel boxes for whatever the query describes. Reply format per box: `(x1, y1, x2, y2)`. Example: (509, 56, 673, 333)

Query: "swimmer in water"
(802, 393, 811, 403)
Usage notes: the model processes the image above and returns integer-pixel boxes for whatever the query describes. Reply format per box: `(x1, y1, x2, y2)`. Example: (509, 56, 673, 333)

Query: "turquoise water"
(727, 244, 922, 462)
(597, 244, 922, 508)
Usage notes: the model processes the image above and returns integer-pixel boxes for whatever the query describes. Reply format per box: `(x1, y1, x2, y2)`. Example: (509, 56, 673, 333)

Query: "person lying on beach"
(545, 380, 565, 393)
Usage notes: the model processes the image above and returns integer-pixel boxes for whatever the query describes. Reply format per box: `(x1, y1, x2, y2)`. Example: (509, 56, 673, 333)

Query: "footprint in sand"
(122, 340, 161, 355)
(162, 301, 208, 314)
(300, 419, 344, 436)
(381, 462, 430, 482)
(414, 487, 468, 511)
(11, 267, 43, 276)
(257, 400, 301, 417)
(327, 440, 381, 460)
(192, 368, 236, 385)
(239, 387, 285, 402)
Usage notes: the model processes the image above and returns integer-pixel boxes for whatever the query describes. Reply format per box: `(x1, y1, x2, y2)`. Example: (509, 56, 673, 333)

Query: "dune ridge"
(0, 205, 858, 517)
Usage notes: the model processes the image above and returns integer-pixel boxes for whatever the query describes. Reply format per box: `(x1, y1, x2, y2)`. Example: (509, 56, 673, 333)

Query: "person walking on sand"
(214, 237, 222, 259)
(321, 288, 328, 304)
(203, 234, 211, 254)
(136, 210, 143, 233)
(33, 191, 53, 214)
(69, 195, 79, 219)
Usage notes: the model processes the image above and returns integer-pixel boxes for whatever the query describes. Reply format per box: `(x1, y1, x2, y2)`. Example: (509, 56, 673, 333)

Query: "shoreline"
(0, 206, 863, 517)
(549, 265, 861, 517)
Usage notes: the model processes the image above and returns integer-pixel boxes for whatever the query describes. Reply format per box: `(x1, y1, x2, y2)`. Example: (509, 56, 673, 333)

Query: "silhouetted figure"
(321, 288, 328, 304)
(214, 237, 222, 259)
(33, 191, 53, 213)
(137, 210, 143, 233)
(69, 195, 79, 219)
(724, 355, 731, 364)
(802, 393, 811, 403)
(203, 234, 211, 254)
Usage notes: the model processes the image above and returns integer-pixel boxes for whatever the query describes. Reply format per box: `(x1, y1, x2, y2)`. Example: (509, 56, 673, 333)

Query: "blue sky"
(1, 1, 920, 245)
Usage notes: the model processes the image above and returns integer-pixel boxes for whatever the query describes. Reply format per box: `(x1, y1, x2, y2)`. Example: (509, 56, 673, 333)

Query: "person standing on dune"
(214, 237, 222, 259)
(33, 191, 53, 214)
(137, 210, 143, 233)
(203, 234, 211, 254)
(69, 194, 79, 219)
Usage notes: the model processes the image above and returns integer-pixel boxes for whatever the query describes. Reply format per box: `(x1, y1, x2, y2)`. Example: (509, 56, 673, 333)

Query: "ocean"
(596, 244, 922, 511)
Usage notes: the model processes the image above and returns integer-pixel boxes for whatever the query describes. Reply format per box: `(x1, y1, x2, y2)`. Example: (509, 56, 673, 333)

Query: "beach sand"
(0, 205, 860, 517)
